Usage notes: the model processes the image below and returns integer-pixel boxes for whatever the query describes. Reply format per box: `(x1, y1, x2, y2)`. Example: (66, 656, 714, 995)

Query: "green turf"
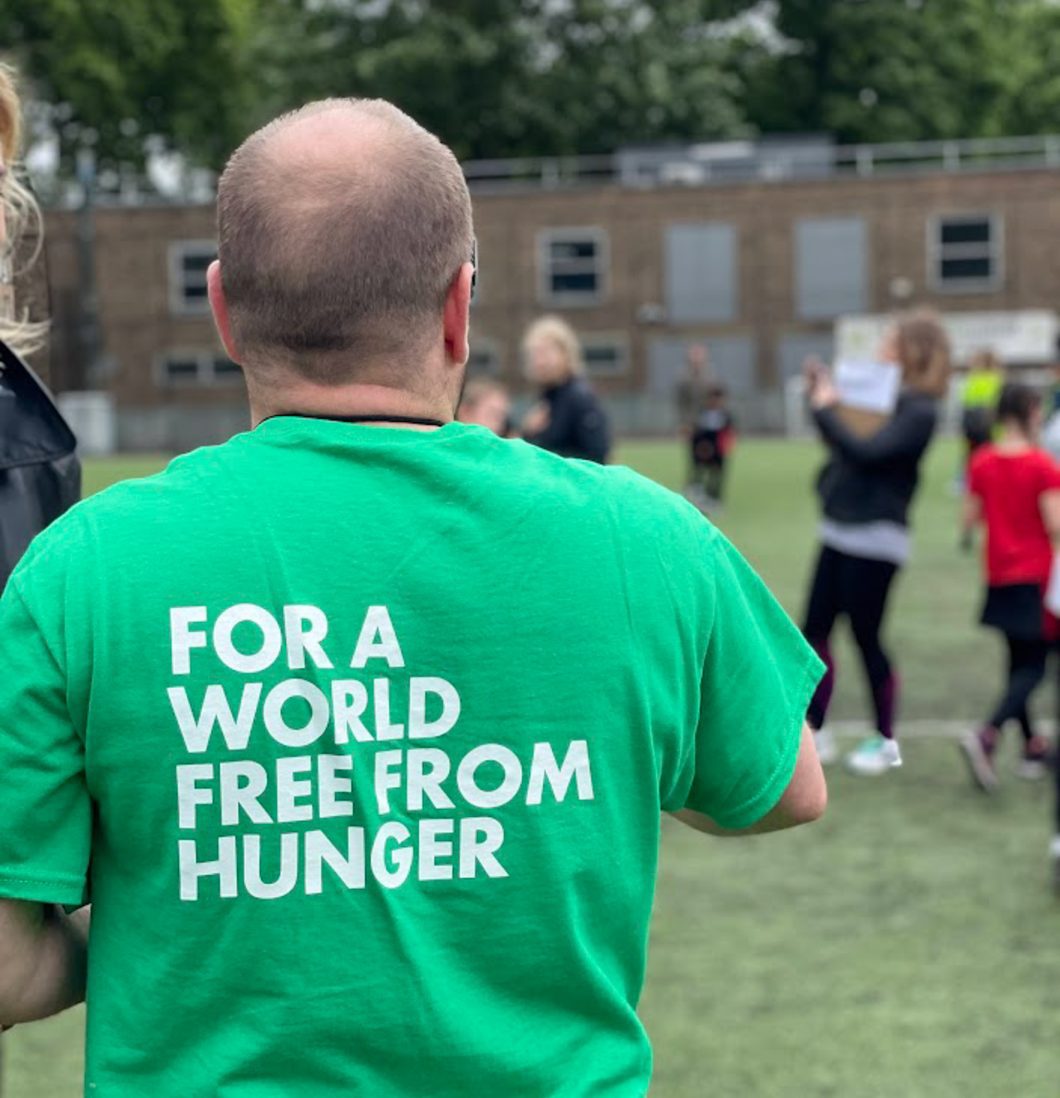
(7, 438, 1058, 1098)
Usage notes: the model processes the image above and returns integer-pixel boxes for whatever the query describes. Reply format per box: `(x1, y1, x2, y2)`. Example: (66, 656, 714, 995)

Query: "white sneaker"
(683, 485, 708, 508)
(845, 734, 902, 776)
(1016, 758, 1048, 781)
(813, 727, 839, 766)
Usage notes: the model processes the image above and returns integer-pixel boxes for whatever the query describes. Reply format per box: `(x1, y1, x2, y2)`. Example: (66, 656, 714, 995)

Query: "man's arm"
(0, 900, 89, 1028)
(673, 724, 826, 837)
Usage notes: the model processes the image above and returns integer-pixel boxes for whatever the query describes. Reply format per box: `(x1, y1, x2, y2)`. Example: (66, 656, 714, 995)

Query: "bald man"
(0, 100, 826, 1096)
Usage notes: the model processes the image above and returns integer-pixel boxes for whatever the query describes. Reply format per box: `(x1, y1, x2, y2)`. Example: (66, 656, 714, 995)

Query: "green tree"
(2, 0, 262, 173)
(747, 0, 1039, 144)
(998, 1, 1060, 136)
(260, 0, 762, 160)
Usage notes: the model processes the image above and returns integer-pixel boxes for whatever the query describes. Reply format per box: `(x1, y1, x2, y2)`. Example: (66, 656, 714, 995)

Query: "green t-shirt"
(0, 418, 822, 1097)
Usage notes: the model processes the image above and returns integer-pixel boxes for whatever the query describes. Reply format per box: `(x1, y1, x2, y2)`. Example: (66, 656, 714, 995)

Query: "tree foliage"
(750, 0, 1021, 143)
(5, 0, 1060, 177)
(1, 0, 260, 171)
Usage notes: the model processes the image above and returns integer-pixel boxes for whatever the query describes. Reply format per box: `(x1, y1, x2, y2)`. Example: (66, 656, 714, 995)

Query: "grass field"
(6, 436, 1060, 1098)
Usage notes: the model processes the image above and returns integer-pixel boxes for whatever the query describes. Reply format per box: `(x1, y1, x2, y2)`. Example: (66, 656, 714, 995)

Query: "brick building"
(36, 137, 1060, 450)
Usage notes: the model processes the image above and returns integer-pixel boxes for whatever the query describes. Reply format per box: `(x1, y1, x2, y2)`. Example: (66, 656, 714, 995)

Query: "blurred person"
(961, 349, 1004, 459)
(675, 343, 712, 505)
(0, 64, 79, 591)
(0, 99, 826, 1095)
(690, 384, 736, 512)
(457, 377, 511, 436)
(958, 383, 1060, 792)
(521, 314, 610, 463)
(802, 310, 950, 775)
(957, 348, 1004, 497)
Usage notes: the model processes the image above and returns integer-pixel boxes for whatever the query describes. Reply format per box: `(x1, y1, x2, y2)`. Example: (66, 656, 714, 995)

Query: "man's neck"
(249, 382, 454, 430)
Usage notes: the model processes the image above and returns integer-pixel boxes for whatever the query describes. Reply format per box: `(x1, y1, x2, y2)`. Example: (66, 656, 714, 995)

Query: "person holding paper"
(959, 383, 1060, 801)
(802, 311, 950, 775)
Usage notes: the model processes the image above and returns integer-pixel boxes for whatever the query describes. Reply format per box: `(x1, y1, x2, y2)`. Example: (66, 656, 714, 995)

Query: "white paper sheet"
(833, 359, 901, 416)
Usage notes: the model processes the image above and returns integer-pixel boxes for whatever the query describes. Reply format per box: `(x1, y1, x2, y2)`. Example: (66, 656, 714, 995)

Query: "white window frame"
(156, 349, 243, 388)
(581, 333, 629, 377)
(537, 227, 609, 307)
(467, 337, 502, 376)
(168, 240, 217, 316)
(928, 213, 1004, 293)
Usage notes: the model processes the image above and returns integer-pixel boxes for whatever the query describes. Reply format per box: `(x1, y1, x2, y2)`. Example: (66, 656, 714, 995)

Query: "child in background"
(457, 379, 512, 437)
(690, 385, 736, 510)
(959, 383, 1060, 796)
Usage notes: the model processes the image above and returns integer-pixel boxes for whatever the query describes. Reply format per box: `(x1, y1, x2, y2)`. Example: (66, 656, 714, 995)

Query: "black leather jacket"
(0, 340, 81, 590)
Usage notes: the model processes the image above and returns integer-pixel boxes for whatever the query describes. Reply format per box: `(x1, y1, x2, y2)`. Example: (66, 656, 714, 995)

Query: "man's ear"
(207, 261, 241, 364)
(443, 262, 474, 368)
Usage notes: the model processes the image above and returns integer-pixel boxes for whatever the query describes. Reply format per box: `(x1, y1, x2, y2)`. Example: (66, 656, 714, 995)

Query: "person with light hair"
(521, 313, 611, 463)
(0, 98, 825, 1096)
(0, 63, 79, 590)
(0, 63, 47, 355)
(802, 309, 950, 776)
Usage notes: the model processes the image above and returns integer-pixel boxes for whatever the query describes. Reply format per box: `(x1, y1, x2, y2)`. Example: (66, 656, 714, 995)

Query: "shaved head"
(216, 99, 474, 384)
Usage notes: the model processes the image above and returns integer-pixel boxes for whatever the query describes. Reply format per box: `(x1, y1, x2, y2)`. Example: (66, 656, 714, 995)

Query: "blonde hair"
(521, 314, 584, 379)
(0, 62, 47, 356)
(894, 308, 951, 398)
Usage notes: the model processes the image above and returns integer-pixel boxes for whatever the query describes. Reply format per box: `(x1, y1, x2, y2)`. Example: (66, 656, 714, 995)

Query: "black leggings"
(690, 450, 726, 502)
(988, 635, 1048, 735)
(803, 545, 900, 736)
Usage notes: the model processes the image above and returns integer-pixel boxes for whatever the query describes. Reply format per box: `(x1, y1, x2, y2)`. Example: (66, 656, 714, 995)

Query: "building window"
(582, 335, 629, 377)
(930, 214, 1002, 292)
(537, 228, 608, 306)
(169, 241, 217, 314)
(794, 217, 868, 319)
(468, 339, 501, 376)
(159, 351, 243, 387)
(665, 223, 737, 323)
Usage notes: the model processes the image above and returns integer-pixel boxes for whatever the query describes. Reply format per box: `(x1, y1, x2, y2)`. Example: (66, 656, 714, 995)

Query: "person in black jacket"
(0, 63, 80, 592)
(802, 310, 951, 776)
(521, 315, 611, 463)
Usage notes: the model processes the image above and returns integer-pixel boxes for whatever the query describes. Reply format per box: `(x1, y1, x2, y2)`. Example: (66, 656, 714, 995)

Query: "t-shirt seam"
(670, 526, 722, 807)
(709, 647, 822, 829)
(0, 869, 85, 886)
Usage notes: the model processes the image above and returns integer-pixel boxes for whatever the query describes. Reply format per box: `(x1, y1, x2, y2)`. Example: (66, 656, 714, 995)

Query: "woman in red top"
(959, 382, 1060, 791)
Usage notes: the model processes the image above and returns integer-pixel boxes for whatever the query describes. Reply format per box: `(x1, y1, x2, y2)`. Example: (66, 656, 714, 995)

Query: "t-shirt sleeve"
(0, 576, 91, 906)
(1039, 451, 1060, 492)
(681, 534, 825, 829)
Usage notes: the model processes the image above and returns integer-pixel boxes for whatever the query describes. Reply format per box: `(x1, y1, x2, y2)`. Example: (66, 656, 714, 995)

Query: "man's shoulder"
(503, 438, 711, 533)
(12, 439, 245, 586)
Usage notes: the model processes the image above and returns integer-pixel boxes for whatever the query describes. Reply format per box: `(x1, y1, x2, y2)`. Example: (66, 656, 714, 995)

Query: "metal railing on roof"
(36, 132, 1060, 208)
(463, 132, 1060, 192)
